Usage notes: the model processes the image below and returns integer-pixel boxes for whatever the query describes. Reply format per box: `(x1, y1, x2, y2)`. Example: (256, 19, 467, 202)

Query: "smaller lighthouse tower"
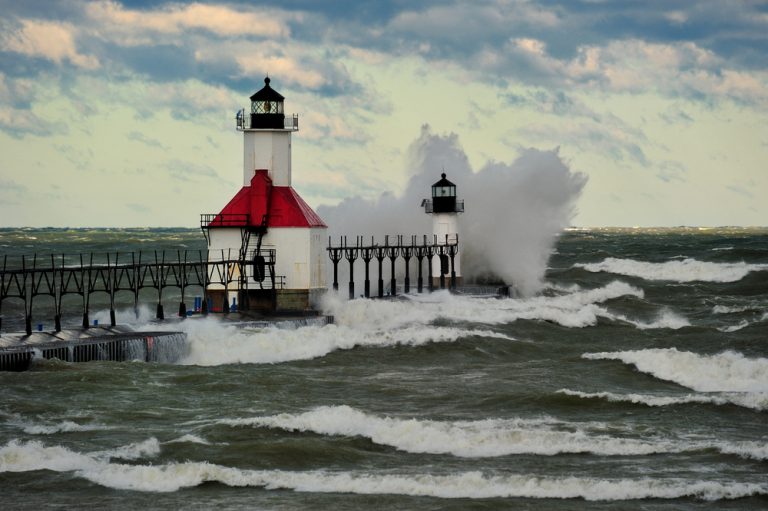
(423, 173, 464, 287)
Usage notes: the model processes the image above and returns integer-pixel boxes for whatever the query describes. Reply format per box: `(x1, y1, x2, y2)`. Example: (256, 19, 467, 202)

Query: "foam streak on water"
(583, 349, 768, 393)
(214, 405, 768, 460)
(0, 440, 765, 500)
(576, 257, 767, 282)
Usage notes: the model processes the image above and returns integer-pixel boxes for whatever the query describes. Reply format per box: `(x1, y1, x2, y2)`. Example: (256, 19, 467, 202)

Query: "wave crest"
(576, 257, 767, 283)
(1, 440, 764, 499)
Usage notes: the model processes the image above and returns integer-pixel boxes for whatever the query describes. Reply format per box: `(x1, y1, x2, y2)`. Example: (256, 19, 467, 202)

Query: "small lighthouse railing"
(422, 199, 464, 214)
(235, 110, 299, 131)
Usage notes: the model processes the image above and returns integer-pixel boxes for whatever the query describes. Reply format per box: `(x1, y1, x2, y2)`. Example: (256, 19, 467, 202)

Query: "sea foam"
(213, 405, 768, 460)
(557, 389, 768, 412)
(0, 439, 765, 499)
(583, 349, 768, 392)
(576, 257, 767, 283)
(172, 280, 646, 366)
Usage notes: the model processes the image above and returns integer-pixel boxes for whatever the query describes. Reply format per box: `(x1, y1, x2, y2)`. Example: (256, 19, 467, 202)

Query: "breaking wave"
(171, 280, 651, 366)
(582, 349, 768, 411)
(0, 440, 765, 500)
(575, 257, 767, 283)
(557, 389, 768, 412)
(213, 405, 768, 460)
(178, 319, 512, 367)
(604, 309, 690, 330)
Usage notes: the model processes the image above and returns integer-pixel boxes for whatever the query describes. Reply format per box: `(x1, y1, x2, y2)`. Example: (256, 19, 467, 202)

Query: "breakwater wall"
(0, 327, 188, 371)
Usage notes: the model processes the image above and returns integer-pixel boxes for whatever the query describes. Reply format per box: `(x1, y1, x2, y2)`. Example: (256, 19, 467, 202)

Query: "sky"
(0, 0, 766, 228)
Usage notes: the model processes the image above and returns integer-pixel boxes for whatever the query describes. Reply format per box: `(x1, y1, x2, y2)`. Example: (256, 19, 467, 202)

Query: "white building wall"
(242, 130, 292, 186)
(309, 228, 327, 288)
(263, 227, 328, 290)
(207, 226, 327, 292)
(208, 229, 244, 261)
(206, 228, 245, 294)
(431, 213, 461, 279)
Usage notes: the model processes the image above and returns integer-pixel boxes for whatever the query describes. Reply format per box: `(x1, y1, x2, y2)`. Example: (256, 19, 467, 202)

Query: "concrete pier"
(0, 326, 187, 371)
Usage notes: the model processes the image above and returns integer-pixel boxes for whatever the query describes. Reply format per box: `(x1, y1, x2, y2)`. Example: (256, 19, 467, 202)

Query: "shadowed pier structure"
(0, 249, 280, 337)
(327, 234, 460, 299)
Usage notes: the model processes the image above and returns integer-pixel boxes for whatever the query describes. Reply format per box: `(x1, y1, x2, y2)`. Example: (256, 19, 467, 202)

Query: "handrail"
(235, 110, 299, 131)
(201, 213, 250, 228)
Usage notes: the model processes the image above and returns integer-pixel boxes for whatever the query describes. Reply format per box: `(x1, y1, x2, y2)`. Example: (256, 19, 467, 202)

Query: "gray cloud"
(128, 131, 167, 150)
(164, 158, 219, 182)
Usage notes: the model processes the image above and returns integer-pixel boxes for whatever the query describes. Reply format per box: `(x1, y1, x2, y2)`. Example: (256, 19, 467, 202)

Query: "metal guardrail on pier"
(0, 249, 280, 336)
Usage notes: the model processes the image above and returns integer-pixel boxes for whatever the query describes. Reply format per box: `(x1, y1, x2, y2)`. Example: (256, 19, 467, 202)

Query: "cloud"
(85, 1, 291, 39)
(0, 105, 64, 138)
(54, 144, 94, 172)
(164, 158, 219, 181)
(0, 178, 27, 194)
(128, 131, 166, 149)
(500, 89, 599, 119)
(520, 115, 650, 168)
(125, 202, 151, 213)
(1, 19, 99, 69)
(656, 160, 687, 183)
(726, 184, 754, 199)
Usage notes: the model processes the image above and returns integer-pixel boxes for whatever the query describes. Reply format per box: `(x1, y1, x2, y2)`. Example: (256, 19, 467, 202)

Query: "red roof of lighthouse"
(210, 170, 326, 229)
(269, 186, 326, 227)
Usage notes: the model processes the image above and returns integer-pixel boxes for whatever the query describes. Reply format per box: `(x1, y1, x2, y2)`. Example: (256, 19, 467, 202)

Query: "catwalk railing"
(0, 248, 280, 336)
(327, 234, 459, 299)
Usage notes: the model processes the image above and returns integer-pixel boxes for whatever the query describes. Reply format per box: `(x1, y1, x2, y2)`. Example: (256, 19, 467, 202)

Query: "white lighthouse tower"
(202, 77, 327, 312)
(423, 173, 463, 287)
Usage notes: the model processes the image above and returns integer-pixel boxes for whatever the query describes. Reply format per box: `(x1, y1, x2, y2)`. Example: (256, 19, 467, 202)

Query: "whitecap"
(213, 405, 768, 460)
(2, 439, 765, 499)
(582, 348, 768, 393)
(576, 257, 767, 283)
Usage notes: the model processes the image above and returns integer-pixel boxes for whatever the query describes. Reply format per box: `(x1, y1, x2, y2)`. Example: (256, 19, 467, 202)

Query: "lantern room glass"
(252, 100, 284, 114)
(433, 185, 455, 197)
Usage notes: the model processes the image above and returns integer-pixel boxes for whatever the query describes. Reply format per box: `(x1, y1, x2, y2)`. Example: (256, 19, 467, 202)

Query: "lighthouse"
(423, 173, 463, 287)
(202, 77, 327, 312)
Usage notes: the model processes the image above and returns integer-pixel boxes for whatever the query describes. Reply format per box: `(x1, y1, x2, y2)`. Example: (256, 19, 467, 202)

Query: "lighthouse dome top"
(249, 76, 285, 102)
(432, 172, 457, 197)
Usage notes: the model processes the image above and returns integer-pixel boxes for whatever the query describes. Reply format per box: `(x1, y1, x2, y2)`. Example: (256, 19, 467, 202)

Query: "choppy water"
(1, 227, 767, 510)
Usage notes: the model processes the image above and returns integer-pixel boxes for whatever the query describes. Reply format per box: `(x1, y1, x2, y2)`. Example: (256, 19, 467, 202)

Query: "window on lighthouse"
(252, 100, 284, 114)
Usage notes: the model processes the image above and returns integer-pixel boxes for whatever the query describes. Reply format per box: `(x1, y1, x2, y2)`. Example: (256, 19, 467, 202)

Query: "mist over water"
(318, 125, 586, 295)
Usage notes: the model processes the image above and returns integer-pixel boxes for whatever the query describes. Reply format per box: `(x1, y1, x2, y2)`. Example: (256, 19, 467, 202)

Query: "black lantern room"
(428, 173, 464, 213)
(249, 77, 285, 129)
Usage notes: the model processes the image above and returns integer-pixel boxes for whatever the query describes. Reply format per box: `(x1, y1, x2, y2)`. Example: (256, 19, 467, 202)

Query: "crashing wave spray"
(317, 125, 586, 295)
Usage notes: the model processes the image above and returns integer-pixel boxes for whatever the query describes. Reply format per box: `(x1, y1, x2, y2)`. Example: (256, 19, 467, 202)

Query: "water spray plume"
(318, 125, 587, 295)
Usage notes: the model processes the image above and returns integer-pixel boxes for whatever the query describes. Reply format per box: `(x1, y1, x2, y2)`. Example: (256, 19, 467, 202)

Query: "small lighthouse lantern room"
(248, 77, 285, 129)
(423, 172, 464, 287)
(431, 173, 458, 212)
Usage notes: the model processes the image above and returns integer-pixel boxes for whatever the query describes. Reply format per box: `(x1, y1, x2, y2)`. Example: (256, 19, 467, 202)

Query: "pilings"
(327, 234, 458, 298)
